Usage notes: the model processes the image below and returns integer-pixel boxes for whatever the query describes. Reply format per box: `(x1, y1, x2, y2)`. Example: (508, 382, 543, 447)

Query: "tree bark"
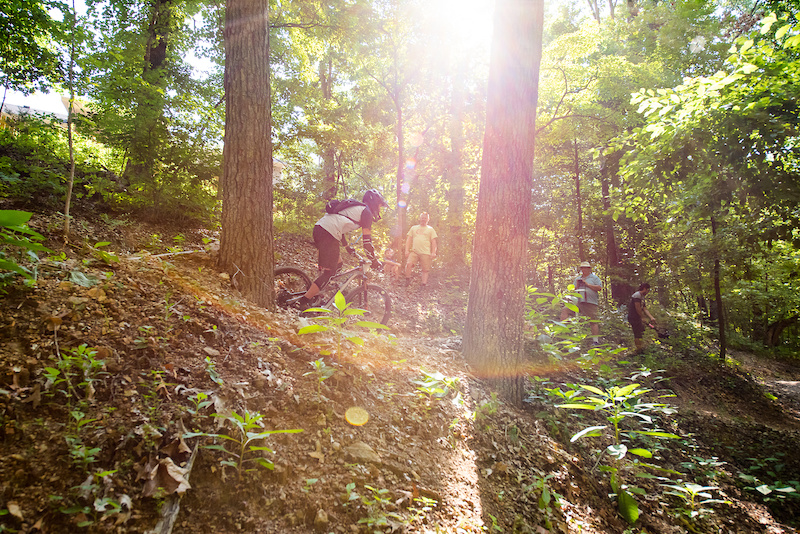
(463, 0, 543, 406)
(218, 0, 274, 309)
(573, 139, 584, 261)
(711, 216, 726, 360)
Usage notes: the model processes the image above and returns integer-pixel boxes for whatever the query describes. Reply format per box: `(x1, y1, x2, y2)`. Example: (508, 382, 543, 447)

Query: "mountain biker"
(294, 189, 389, 310)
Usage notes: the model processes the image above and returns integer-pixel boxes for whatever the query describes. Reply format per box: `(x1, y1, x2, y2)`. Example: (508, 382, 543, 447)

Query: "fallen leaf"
(141, 457, 191, 497)
(7, 502, 23, 520)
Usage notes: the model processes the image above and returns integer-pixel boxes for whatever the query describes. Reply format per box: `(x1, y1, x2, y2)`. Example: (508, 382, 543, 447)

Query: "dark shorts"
(629, 316, 645, 339)
(313, 225, 340, 271)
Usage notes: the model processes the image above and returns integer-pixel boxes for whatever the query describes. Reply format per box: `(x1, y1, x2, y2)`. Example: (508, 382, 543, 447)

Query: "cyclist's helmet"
(362, 189, 389, 221)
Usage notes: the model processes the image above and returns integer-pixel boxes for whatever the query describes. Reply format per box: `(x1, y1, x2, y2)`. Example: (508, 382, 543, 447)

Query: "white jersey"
(316, 205, 373, 241)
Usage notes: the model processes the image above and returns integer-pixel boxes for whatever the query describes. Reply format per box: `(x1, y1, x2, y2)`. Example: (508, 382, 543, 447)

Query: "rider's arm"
(360, 227, 377, 261)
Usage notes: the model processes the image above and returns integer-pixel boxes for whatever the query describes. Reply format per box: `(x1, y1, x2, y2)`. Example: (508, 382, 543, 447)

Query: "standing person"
(628, 282, 656, 351)
(294, 189, 388, 309)
(559, 261, 603, 344)
(404, 212, 438, 286)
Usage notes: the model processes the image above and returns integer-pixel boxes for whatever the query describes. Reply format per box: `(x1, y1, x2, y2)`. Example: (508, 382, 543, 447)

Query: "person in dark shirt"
(628, 283, 656, 351)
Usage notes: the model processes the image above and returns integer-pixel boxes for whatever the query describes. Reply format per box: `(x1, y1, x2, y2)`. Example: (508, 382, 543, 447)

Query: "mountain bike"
(274, 254, 392, 325)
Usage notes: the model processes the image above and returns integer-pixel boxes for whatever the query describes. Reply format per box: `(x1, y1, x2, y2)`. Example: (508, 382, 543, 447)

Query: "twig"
(127, 250, 200, 261)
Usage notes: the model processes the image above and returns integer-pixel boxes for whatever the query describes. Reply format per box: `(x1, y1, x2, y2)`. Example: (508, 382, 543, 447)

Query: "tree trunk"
(573, 139, 584, 261)
(711, 216, 726, 360)
(218, 0, 274, 309)
(600, 150, 629, 305)
(463, 0, 543, 406)
(63, 0, 77, 239)
(764, 317, 798, 347)
(124, 0, 175, 191)
(395, 95, 406, 251)
(319, 55, 338, 200)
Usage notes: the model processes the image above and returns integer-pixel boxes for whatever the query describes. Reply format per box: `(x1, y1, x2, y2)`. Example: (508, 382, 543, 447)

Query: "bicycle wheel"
(345, 283, 391, 325)
(274, 267, 312, 308)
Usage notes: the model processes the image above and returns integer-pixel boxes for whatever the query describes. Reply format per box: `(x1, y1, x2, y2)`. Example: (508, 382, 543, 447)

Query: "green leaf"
(628, 448, 653, 458)
(347, 336, 364, 345)
(616, 383, 641, 396)
(570, 425, 606, 442)
(617, 489, 640, 524)
(637, 430, 681, 439)
(557, 403, 598, 410)
(0, 210, 33, 226)
(355, 320, 390, 330)
(0, 258, 32, 277)
(298, 324, 328, 335)
(334, 291, 347, 311)
(580, 385, 605, 396)
(70, 271, 99, 287)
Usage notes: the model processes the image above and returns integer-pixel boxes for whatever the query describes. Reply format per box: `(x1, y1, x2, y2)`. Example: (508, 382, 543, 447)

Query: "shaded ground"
(0, 209, 799, 534)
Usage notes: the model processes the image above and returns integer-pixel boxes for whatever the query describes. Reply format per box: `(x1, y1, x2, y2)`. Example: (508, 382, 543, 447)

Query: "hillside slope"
(0, 210, 798, 534)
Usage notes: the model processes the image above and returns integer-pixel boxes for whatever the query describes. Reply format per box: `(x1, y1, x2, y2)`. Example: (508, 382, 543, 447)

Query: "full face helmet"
(362, 189, 389, 221)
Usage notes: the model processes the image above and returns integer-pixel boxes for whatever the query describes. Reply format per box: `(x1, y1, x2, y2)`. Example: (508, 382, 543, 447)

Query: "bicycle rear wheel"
(345, 283, 391, 325)
(274, 267, 312, 308)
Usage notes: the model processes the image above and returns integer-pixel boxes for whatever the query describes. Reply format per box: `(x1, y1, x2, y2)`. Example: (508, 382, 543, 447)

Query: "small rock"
(203, 347, 221, 357)
(344, 441, 381, 464)
(313, 509, 329, 531)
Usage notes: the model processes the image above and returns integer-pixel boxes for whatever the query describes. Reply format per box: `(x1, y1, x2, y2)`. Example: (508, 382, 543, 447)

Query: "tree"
(615, 12, 800, 352)
(463, 0, 544, 406)
(0, 0, 61, 103)
(218, 0, 274, 308)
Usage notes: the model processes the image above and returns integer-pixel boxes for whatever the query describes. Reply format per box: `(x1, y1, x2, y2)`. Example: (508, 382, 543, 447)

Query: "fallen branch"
(145, 445, 199, 534)
(127, 250, 201, 261)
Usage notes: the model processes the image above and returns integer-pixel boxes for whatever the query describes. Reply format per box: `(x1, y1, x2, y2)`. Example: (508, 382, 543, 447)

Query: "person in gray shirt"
(560, 261, 603, 344)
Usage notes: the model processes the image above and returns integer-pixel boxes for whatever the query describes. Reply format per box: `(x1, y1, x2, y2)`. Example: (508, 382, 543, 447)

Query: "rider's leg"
(300, 226, 340, 306)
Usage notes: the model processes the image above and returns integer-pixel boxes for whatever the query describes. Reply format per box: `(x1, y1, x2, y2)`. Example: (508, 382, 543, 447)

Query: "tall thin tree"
(463, 0, 544, 405)
(218, 0, 274, 308)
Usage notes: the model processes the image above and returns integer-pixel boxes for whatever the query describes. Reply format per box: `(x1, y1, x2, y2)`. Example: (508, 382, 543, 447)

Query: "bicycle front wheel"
(345, 284, 392, 325)
(274, 266, 312, 308)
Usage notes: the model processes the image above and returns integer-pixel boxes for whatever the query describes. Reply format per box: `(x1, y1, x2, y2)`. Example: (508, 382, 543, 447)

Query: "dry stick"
(146, 444, 199, 534)
(127, 250, 200, 261)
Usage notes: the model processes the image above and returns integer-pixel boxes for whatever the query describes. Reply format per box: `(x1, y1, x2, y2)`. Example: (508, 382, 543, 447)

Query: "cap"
(580, 261, 591, 268)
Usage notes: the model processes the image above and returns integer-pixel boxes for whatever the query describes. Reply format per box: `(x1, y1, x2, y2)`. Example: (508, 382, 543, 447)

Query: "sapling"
(298, 291, 388, 358)
(184, 409, 302, 481)
(304, 358, 336, 398)
(556, 380, 680, 524)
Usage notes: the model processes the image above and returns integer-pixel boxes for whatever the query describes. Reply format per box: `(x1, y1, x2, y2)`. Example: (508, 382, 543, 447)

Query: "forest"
(1, 0, 799, 532)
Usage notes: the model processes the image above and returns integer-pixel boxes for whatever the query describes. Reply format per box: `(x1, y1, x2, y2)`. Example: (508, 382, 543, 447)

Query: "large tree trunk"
(764, 317, 798, 347)
(218, 0, 274, 309)
(463, 0, 543, 406)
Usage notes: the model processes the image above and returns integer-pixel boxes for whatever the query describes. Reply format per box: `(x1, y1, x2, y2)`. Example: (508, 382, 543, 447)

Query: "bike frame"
(316, 259, 371, 309)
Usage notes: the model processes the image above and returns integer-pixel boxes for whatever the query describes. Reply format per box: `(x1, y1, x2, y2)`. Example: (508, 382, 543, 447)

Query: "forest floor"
(0, 206, 799, 534)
